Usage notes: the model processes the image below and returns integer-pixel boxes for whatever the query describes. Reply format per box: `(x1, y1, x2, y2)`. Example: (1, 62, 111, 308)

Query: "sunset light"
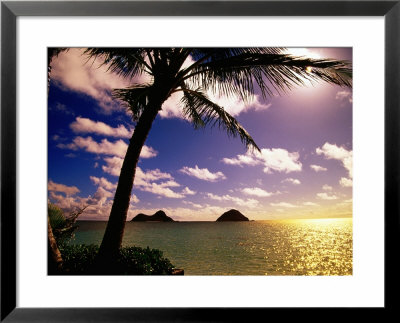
(48, 47, 352, 276)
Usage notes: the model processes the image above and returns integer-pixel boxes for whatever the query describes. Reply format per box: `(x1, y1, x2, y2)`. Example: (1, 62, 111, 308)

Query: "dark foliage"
(57, 244, 175, 275)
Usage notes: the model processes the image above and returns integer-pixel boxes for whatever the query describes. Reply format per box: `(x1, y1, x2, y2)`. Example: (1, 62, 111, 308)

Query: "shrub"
(58, 244, 175, 275)
(58, 244, 99, 274)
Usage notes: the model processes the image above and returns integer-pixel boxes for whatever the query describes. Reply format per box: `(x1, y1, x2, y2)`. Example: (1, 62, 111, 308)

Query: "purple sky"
(48, 48, 352, 221)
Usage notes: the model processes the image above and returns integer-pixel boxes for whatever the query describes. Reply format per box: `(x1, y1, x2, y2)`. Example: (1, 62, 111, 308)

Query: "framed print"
(1, 0, 399, 321)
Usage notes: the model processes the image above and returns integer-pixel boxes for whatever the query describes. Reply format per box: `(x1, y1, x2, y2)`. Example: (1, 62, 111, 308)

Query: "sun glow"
(286, 48, 322, 59)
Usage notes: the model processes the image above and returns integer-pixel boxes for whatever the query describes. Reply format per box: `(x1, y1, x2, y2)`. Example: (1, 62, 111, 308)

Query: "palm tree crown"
(87, 48, 351, 150)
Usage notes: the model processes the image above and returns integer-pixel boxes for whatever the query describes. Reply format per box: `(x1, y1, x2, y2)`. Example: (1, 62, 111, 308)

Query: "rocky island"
(131, 210, 174, 222)
(216, 209, 249, 222)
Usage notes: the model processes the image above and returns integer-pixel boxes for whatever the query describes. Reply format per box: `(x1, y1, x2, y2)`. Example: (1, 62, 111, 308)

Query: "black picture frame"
(1, 0, 399, 321)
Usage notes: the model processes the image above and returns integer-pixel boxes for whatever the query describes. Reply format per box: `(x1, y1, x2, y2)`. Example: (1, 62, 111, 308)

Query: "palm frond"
(179, 86, 260, 151)
(48, 48, 68, 66)
(112, 84, 154, 121)
(179, 82, 205, 129)
(184, 53, 352, 101)
(190, 48, 287, 62)
(84, 48, 152, 79)
(176, 48, 286, 90)
(48, 203, 66, 230)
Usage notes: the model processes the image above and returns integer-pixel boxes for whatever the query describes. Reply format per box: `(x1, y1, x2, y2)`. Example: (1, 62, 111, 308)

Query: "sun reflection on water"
(262, 218, 352, 276)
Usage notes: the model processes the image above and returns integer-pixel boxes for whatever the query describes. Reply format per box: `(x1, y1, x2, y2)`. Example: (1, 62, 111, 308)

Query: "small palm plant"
(48, 203, 87, 241)
(47, 203, 87, 274)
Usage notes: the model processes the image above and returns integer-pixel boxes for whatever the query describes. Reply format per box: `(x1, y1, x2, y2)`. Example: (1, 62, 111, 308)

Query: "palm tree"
(85, 48, 352, 264)
(48, 48, 68, 273)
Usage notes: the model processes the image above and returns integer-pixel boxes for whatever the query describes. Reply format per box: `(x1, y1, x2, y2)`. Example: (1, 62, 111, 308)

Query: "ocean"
(68, 218, 352, 275)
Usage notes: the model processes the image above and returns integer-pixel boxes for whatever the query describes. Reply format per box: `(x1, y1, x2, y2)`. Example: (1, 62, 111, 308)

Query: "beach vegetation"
(58, 244, 175, 275)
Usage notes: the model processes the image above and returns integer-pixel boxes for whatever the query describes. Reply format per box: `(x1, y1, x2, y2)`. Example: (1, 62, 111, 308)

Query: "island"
(216, 209, 249, 222)
(131, 210, 174, 222)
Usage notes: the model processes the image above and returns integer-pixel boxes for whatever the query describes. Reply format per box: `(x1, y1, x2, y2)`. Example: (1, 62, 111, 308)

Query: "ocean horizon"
(67, 218, 352, 276)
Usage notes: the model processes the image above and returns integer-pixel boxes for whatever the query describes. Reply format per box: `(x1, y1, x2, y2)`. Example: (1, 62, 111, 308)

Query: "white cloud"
(282, 178, 301, 185)
(206, 90, 272, 117)
(259, 148, 302, 173)
(88, 186, 114, 206)
(140, 183, 185, 199)
(286, 48, 321, 59)
(241, 187, 276, 197)
(221, 151, 262, 166)
(134, 169, 191, 199)
(49, 191, 89, 214)
(57, 136, 157, 159)
(322, 184, 333, 191)
(103, 157, 173, 182)
(136, 168, 173, 182)
(101, 158, 195, 199)
(310, 164, 327, 172)
(89, 176, 117, 191)
(159, 91, 185, 119)
(179, 165, 226, 182)
(270, 202, 297, 208)
(316, 192, 338, 200)
(51, 190, 142, 221)
(182, 187, 196, 195)
(303, 202, 318, 206)
(222, 148, 302, 174)
(206, 193, 259, 209)
(131, 194, 140, 204)
(48, 180, 80, 196)
(49, 184, 114, 220)
(50, 48, 134, 114)
(70, 117, 132, 138)
(137, 143, 159, 158)
(339, 177, 353, 187)
(316, 142, 353, 178)
(182, 201, 203, 209)
(57, 136, 126, 157)
(206, 193, 226, 201)
(102, 156, 124, 176)
(155, 180, 181, 188)
(335, 90, 353, 103)
(231, 197, 259, 209)
(50, 102, 75, 116)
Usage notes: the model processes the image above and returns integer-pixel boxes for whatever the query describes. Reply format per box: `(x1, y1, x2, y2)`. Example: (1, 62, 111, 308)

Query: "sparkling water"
(69, 218, 352, 275)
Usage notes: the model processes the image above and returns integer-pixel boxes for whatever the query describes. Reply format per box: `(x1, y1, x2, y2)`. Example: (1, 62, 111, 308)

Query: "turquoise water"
(69, 218, 352, 275)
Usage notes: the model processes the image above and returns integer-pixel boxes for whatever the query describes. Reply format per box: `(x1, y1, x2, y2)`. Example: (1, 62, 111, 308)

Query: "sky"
(48, 48, 352, 221)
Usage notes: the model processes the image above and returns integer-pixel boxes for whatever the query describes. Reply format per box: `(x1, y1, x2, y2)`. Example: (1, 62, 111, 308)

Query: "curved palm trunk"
(97, 103, 161, 265)
(48, 217, 63, 274)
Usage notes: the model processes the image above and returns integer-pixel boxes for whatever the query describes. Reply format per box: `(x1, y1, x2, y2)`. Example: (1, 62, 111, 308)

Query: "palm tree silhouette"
(48, 48, 68, 273)
(85, 48, 352, 266)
